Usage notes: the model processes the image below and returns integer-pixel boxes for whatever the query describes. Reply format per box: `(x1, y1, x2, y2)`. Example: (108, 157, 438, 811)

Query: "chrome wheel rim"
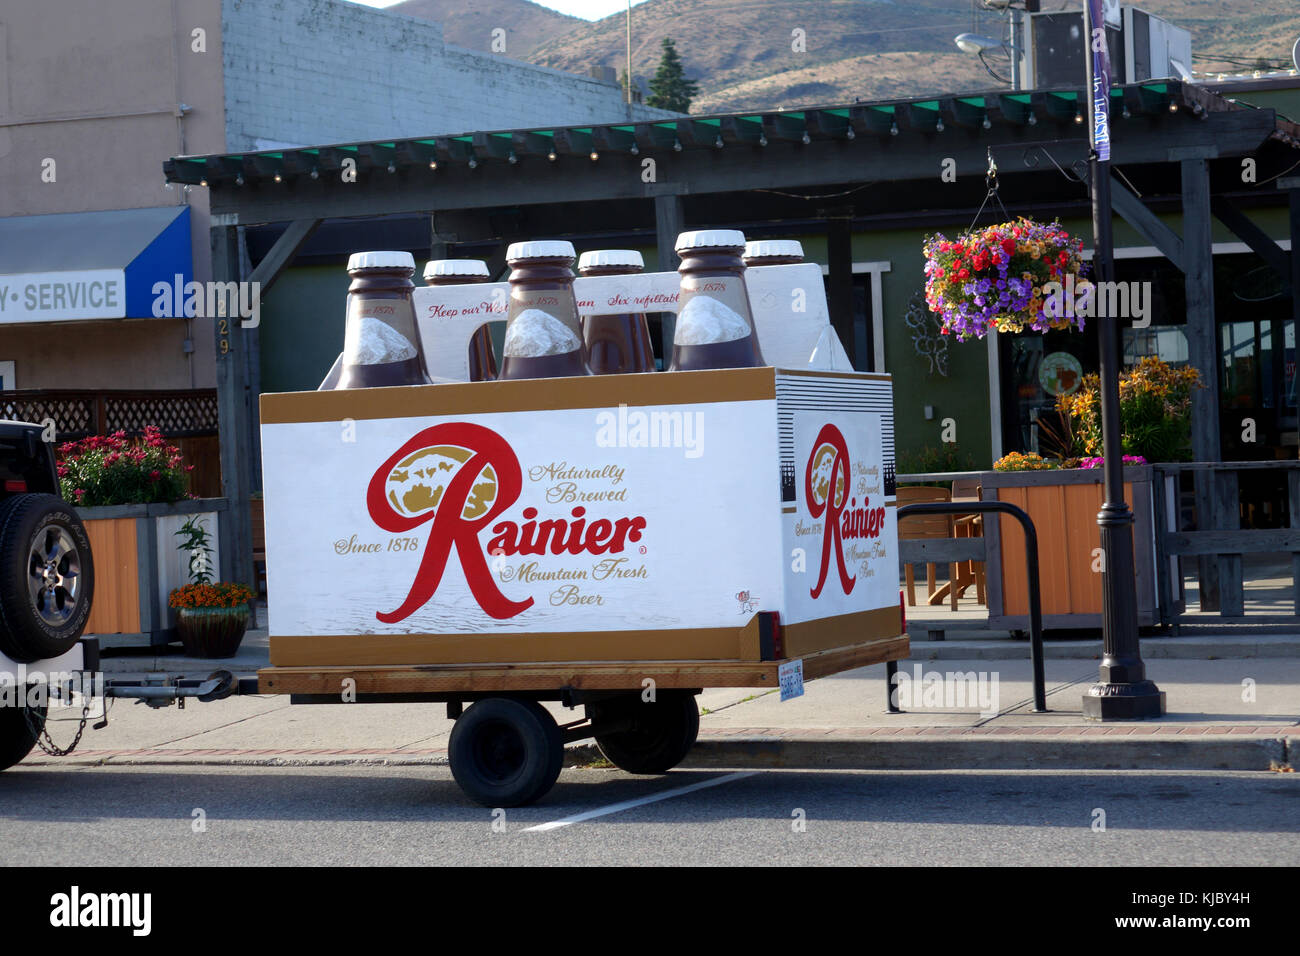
(28, 526, 81, 627)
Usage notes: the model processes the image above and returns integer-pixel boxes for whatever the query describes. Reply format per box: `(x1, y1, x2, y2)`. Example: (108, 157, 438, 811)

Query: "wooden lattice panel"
(0, 389, 217, 440)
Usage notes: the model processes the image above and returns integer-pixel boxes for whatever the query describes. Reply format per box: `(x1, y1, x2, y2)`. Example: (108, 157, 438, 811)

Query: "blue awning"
(0, 206, 192, 323)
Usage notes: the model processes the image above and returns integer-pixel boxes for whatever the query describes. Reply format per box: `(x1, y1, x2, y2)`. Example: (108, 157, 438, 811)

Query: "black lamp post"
(1080, 0, 1164, 719)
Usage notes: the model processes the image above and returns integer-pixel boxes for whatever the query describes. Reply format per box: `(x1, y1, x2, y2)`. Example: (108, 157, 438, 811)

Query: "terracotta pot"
(175, 605, 249, 658)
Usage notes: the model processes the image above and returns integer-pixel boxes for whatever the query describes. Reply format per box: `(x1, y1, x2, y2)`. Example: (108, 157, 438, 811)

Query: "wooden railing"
(1152, 461, 1300, 622)
(898, 463, 1300, 630)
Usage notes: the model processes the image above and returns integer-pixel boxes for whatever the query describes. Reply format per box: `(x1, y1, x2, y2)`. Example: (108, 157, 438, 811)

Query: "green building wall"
(259, 202, 1293, 469)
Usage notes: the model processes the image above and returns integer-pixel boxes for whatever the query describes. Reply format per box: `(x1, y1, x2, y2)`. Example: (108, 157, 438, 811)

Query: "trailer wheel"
(0, 698, 46, 772)
(448, 698, 563, 807)
(594, 690, 700, 775)
(0, 494, 94, 663)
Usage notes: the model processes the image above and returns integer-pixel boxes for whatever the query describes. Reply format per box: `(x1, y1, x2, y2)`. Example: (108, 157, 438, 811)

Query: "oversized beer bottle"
(336, 251, 433, 389)
(668, 230, 766, 371)
(577, 250, 656, 374)
(424, 259, 499, 382)
(743, 239, 805, 266)
(497, 240, 592, 380)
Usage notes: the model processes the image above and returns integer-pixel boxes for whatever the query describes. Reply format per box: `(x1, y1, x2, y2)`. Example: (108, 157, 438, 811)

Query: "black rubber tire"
(0, 494, 94, 663)
(448, 698, 563, 807)
(594, 690, 700, 775)
(0, 698, 46, 772)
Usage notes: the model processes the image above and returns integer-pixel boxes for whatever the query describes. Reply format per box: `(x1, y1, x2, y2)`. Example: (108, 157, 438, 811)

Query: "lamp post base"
(1082, 682, 1166, 721)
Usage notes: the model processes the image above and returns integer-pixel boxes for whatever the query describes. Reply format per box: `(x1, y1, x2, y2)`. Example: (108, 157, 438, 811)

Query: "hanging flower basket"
(923, 217, 1090, 341)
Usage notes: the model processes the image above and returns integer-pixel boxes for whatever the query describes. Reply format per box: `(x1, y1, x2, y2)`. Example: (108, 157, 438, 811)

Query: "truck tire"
(0, 494, 94, 663)
(594, 690, 700, 775)
(0, 699, 46, 772)
(448, 698, 563, 807)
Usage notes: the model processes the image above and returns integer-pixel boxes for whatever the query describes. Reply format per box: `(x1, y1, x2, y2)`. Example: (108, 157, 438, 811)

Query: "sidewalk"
(27, 626, 1297, 773)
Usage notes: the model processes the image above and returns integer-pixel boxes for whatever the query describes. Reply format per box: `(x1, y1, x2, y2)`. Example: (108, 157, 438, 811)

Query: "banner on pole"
(1087, 0, 1112, 162)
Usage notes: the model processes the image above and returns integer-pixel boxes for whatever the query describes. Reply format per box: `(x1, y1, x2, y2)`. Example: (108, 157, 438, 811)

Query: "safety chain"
(966, 149, 1013, 232)
(25, 697, 91, 757)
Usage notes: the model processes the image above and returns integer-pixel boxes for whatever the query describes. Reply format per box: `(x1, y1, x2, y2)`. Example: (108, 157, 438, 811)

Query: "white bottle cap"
(347, 250, 415, 272)
(424, 259, 492, 279)
(675, 229, 747, 253)
(577, 249, 644, 271)
(506, 240, 576, 261)
(744, 239, 804, 260)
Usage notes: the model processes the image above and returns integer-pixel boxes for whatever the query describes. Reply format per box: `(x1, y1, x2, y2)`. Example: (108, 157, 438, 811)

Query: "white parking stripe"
(522, 771, 758, 832)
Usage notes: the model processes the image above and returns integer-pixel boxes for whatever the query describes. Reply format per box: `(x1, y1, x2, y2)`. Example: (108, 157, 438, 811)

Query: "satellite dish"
(1293, 36, 1300, 72)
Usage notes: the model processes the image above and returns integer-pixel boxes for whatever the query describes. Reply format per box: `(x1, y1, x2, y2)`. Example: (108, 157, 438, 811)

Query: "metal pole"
(625, 0, 633, 105)
(898, 501, 1047, 712)
(1009, 6, 1020, 92)
(1019, 510, 1047, 712)
(1081, 0, 1163, 720)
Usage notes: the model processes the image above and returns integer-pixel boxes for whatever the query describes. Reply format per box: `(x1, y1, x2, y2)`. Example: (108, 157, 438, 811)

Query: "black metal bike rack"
(893, 501, 1047, 713)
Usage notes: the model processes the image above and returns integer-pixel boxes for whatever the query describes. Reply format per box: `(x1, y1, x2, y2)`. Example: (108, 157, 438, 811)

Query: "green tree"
(645, 38, 700, 113)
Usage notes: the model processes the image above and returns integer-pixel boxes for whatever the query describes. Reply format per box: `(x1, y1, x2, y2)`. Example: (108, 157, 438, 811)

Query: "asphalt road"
(2, 764, 1297, 866)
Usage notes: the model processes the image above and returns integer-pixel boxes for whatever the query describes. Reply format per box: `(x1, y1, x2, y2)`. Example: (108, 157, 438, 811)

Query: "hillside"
(519, 0, 1300, 112)
(694, 50, 993, 114)
(529, 0, 977, 102)
(387, 0, 582, 59)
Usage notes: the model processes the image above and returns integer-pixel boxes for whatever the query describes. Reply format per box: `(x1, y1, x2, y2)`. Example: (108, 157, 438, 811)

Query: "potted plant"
(57, 427, 227, 645)
(979, 359, 1200, 629)
(1057, 356, 1203, 464)
(168, 516, 252, 658)
(923, 217, 1090, 340)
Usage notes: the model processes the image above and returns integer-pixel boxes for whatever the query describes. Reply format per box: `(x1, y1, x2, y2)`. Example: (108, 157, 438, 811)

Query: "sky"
(359, 0, 646, 21)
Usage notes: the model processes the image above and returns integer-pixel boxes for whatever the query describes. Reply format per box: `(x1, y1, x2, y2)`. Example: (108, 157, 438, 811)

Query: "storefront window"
(1285, 320, 1296, 410)
(1221, 321, 1258, 410)
(1002, 330, 1096, 456)
(1123, 326, 1189, 365)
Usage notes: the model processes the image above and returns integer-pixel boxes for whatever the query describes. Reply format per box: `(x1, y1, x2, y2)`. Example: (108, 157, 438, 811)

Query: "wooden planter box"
(78, 498, 227, 647)
(982, 466, 1176, 630)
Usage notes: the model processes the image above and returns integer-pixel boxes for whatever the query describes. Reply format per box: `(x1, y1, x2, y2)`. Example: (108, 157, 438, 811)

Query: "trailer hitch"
(104, 671, 239, 709)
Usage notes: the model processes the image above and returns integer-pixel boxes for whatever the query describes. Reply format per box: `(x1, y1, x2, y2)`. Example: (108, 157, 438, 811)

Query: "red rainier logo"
(804, 423, 884, 599)
(367, 423, 646, 623)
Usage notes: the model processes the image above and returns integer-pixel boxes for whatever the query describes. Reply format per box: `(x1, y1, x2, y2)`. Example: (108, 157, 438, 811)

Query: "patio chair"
(896, 485, 957, 609)
(950, 477, 986, 606)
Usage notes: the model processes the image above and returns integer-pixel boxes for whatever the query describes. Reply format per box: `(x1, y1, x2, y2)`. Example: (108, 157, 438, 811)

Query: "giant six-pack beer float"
(257, 231, 907, 805)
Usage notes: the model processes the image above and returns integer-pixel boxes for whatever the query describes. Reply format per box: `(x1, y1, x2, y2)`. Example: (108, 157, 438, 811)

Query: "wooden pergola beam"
(1109, 175, 1185, 270)
(197, 111, 1280, 226)
(1211, 196, 1293, 292)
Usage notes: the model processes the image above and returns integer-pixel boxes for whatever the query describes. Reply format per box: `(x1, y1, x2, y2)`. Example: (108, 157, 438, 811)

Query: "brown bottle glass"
(424, 259, 499, 382)
(669, 230, 766, 371)
(497, 240, 592, 381)
(336, 251, 432, 389)
(577, 250, 656, 375)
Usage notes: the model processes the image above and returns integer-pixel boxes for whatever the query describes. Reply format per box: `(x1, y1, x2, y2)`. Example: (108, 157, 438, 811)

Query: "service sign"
(0, 269, 126, 323)
(782, 409, 897, 626)
(261, 397, 784, 638)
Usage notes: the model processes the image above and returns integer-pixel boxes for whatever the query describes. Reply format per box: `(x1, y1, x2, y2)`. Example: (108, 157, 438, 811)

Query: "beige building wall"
(0, 0, 226, 389)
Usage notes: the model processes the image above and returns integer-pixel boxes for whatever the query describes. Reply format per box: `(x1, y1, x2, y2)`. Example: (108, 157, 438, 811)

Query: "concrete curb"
(22, 736, 1297, 773)
(676, 736, 1295, 772)
(902, 637, 1300, 660)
